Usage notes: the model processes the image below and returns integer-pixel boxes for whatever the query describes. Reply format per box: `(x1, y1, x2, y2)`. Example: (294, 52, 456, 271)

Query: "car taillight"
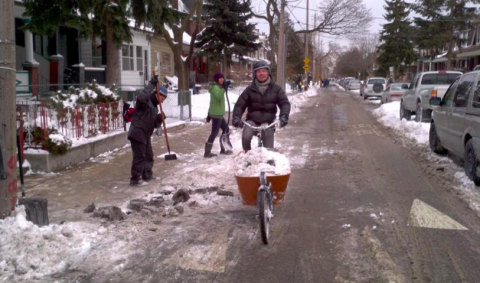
(365, 84, 368, 89)
(431, 89, 438, 97)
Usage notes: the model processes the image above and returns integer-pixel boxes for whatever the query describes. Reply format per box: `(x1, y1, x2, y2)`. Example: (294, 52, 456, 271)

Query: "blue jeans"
(207, 117, 229, 144)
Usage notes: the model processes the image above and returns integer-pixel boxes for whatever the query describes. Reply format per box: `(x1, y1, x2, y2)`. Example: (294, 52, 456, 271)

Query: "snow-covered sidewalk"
(0, 86, 321, 282)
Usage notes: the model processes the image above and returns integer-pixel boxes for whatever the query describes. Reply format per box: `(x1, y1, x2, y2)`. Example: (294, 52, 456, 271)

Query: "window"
(122, 45, 134, 71)
(453, 74, 476, 107)
(473, 77, 480, 107)
(443, 78, 459, 107)
(162, 52, 171, 75)
(391, 85, 402, 91)
(409, 75, 419, 90)
(136, 46, 143, 71)
(421, 73, 461, 85)
(92, 43, 102, 67)
(367, 79, 385, 84)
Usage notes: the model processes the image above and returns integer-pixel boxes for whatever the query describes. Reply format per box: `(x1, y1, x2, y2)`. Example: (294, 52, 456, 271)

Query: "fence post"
(188, 90, 192, 121)
(180, 91, 184, 120)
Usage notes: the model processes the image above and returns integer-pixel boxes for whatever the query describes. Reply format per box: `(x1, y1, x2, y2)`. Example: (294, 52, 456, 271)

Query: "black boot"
(219, 137, 232, 155)
(204, 142, 217, 158)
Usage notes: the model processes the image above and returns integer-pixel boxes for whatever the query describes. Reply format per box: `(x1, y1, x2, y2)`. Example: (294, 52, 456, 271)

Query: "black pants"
(207, 117, 229, 144)
(130, 138, 154, 181)
(242, 120, 274, 151)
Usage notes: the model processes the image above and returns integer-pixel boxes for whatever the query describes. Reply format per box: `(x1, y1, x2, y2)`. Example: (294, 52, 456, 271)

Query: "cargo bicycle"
(235, 121, 291, 245)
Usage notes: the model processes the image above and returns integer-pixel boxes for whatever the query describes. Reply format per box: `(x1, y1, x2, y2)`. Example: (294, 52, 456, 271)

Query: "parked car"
(363, 77, 387, 100)
(346, 79, 361, 91)
(381, 83, 410, 104)
(429, 71, 480, 185)
(400, 71, 462, 122)
(343, 77, 355, 88)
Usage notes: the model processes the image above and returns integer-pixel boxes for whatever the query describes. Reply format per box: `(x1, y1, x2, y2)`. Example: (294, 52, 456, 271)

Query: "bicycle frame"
(243, 121, 279, 244)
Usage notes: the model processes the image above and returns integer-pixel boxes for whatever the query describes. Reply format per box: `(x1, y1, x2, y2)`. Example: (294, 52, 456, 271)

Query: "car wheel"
(429, 122, 447, 154)
(464, 139, 480, 186)
(400, 101, 411, 120)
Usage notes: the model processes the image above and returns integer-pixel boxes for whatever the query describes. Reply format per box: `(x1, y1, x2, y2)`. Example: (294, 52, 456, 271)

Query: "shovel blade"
(164, 154, 177, 161)
(18, 198, 49, 227)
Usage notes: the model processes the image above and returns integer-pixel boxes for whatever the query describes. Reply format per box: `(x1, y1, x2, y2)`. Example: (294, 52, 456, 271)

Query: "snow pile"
(372, 101, 430, 144)
(289, 87, 319, 114)
(0, 206, 95, 281)
(235, 147, 291, 177)
(190, 88, 240, 120)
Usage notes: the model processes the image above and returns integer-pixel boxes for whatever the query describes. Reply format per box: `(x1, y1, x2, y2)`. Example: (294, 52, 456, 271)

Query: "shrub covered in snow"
(235, 147, 291, 177)
(50, 80, 119, 109)
(42, 132, 72, 155)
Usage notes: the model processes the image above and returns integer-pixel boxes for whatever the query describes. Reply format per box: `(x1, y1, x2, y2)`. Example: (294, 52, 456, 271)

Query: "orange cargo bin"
(235, 174, 290, 206)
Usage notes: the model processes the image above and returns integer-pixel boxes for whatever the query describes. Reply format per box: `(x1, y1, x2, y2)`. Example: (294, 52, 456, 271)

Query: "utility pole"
(312, 14, 316, 84)
(0, 0, 17, 218)
(276, 0, 286, 89)
(304, 0, 309, 79)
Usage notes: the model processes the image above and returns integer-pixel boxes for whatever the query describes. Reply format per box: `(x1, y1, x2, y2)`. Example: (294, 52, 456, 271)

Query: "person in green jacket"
(204, 72, 232, 158)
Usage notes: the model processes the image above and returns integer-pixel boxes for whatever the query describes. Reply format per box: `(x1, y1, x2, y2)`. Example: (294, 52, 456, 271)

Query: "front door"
(450, 73, 476, 155)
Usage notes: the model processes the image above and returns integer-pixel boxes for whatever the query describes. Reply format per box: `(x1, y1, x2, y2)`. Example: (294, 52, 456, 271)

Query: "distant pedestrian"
(204, 72, 233, 158)
(127, 76, 167, 186)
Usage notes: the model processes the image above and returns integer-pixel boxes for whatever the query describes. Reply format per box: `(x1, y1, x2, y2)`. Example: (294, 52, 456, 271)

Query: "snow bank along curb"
(25, 122, 186, 173)
(373, 102, 480, 214)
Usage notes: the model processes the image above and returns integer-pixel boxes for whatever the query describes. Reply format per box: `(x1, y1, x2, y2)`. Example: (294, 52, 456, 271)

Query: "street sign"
(303, 58, 310, 64)
(316, 72, 320, 76)
(303, 66, 310, 71)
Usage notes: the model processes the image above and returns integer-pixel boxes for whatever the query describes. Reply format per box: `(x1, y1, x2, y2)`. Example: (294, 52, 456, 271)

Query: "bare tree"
(158, 0, 203, 91)
(253, 0, 371, 36)
(295, 0, 372, 35)
(351, 34, 379, 79)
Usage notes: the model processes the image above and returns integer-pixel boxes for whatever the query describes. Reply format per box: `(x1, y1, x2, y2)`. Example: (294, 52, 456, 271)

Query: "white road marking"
(409, 199, 468, 230)
(162, 225, 229, 273)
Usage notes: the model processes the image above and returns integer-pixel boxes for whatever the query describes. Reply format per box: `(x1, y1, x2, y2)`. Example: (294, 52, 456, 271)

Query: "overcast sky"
(250, 0, 388, 48)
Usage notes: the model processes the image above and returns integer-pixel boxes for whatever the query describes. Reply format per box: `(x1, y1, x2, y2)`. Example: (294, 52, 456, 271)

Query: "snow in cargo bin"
(234, 147, 291, 177)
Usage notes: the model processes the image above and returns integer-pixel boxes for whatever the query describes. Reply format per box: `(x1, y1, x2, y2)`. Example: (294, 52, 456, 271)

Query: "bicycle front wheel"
(258, 190, 270, 245)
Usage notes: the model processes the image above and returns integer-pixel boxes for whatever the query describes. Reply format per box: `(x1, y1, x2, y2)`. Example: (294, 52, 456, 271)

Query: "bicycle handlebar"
(243, 121, 279, 131)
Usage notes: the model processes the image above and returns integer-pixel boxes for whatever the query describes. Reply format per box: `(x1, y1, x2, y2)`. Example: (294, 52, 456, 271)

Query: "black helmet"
(253, 60, 270, 74)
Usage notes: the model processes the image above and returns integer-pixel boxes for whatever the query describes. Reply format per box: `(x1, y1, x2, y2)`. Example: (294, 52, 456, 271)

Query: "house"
(417, 22, 480, 73)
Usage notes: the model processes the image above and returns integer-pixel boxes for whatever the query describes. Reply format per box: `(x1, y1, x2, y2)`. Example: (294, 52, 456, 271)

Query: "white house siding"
(121, 30, 151, 87)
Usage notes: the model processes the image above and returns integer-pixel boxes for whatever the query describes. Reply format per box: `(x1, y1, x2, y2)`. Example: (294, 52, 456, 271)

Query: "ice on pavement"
(372, 101, 430, 144)
(235, 147, 291, 177)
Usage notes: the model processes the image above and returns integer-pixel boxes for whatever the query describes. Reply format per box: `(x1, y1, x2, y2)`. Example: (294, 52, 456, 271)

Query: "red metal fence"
(16, 101, 124, 149)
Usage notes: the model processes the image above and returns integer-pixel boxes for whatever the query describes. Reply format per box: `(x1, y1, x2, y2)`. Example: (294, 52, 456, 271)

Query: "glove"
(232, 117, 244, 128)
(150, 75, 159, 86)
(223, 80, 231, 89)
(279, 115, 288, 128)
(156, 113, 166, 123)
(206, 114, 211, 123)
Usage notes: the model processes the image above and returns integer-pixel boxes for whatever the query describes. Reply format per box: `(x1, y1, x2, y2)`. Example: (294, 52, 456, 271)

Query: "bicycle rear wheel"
(258, 189, 270, 245)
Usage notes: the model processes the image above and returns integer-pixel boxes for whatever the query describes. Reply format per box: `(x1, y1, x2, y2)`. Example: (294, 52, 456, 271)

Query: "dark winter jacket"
(128, 83, 165, 144)
(233, 76, 291, 124)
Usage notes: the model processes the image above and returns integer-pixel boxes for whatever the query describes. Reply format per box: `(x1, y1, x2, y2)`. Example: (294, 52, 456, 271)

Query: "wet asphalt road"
(32, 87, 480, 283)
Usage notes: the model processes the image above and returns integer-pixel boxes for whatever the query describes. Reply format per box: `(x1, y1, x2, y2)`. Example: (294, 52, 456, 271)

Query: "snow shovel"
(16, 118, 49, 226)
(220, 80, 233, 151)
(153, 72, 177, 161)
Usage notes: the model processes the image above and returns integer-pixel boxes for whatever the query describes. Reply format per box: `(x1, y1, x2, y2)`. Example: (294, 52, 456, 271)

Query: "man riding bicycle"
(232, 60, 291, 151)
